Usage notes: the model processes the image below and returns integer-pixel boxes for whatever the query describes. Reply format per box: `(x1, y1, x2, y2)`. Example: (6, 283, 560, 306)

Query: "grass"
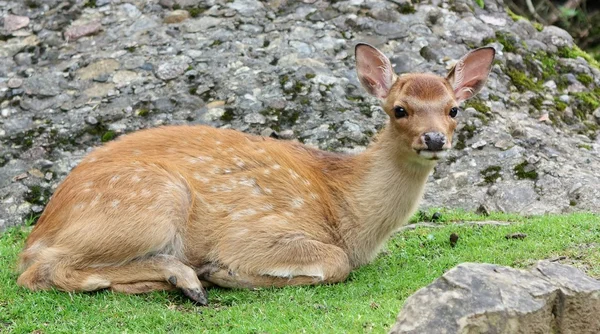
(1, 211, 599, 333)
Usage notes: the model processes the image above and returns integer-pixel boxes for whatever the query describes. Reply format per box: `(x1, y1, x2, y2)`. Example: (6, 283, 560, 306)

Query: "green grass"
(1, 211, 599, 333)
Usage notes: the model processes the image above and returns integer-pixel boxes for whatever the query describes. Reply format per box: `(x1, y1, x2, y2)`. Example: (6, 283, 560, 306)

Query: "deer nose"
(422, 132, 446, 151)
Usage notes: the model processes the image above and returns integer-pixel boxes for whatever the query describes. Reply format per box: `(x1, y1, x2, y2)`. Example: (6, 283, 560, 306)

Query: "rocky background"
(1, 0, 599, 230)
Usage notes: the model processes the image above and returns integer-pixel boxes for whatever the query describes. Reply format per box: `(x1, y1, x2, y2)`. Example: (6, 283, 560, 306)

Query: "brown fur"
(16, 45, 494, 304)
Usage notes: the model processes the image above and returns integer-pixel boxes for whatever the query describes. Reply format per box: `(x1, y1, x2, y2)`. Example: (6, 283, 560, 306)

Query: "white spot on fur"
(111, 199, 120, 208)
(215, 141, 222, 145)
(83, 181, 94, 187)
(131, 175, 141, 183)
(140, 189, 152, 197)
(256, 148, 266, 154)
(128, 191, 137, 199)
(272, 164, 281, 170)
(185, 156, 200, 164)
(230, 209, 257, 221)
(252, 186, 262, 196)
(211, 167, 221, 174)
(261, 266, 324, 280)
(197, 155, 214, 162)
(303, 179, 311, 186)
(193, 173, 210, 183)
(264, 187, 273, 194)
(211, 184, 234, 192)
(261, 203, 274, 211)
(238, 177, 256, 187)
(283, 211, 293, 217)
(289, 169, 300, 179)
(90, 193, 103, 206)
(223, 168, 232, 174)
(232, 156, 245, 168)
(233, 228, 249, 238)
(73, 203, 86, 210)
(291, 197, 304, 208)
(82, 275, 111, 290)
(87, 157, 97, 163)
(109, 175, 120, 185)
(263, 168, 271, 175)
(82, 188, 92, 193)
(310, 192, 319, 200)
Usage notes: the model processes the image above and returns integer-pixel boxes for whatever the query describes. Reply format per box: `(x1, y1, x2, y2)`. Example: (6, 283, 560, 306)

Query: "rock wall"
(1, 0, 600, 229)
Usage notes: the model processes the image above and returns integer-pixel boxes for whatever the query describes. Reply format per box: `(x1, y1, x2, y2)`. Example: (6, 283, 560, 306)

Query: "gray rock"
(77, 59, 120, 80)
(243, 113, 266, 124)
(541, 25, 574, 48)
(155, 55, 191, 81)
(64, 22, 103, 41)
(3, 15, 30, 32)
(23, 73, 63, 97)
(390, 261, 600, 334)
(227, 0, 265, 17)
(181, 17, 222, 33)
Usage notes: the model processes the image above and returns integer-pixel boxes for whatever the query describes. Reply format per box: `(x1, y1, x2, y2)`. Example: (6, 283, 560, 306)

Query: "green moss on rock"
(507, 68, 541, 91)
(558, 45, 600, 70)
(480, 166, 502, 184)
(514, 161, 538, 180)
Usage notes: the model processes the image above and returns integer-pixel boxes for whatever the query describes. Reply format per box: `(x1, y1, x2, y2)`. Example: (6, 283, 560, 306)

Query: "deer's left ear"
(446, 47, 495, 103)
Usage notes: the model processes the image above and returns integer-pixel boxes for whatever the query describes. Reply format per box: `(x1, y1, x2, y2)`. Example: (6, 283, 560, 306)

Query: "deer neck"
(337, 125, 436, 267)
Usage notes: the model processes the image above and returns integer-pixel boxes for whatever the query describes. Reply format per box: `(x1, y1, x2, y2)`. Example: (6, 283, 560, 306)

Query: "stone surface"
(155, 55, 191, 80)
(3, 15, 30, 32)
(390, 261, 600, 334)
(1, 0, 600, 229)
(63, 21, 103, 41)
(164, 10, 190, 24)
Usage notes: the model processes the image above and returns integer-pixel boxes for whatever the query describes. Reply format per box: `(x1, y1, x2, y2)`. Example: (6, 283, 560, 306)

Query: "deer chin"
(416, 149, 448, 160)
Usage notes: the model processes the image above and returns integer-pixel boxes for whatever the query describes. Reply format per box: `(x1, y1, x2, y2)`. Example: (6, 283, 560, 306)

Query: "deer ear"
(355, 43, 396, 100)
(446, 47, 496, 103)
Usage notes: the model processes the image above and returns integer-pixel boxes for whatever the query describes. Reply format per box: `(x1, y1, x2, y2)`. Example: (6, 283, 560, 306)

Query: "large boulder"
(390, 261, 600, 334)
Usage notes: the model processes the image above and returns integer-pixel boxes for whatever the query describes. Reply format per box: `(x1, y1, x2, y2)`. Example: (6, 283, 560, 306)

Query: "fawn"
(17, 44, 495, 305)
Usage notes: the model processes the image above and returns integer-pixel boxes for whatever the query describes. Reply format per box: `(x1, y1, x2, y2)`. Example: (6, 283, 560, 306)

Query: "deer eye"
(394, 106, 407, 119)
(449, 107, 459, 118)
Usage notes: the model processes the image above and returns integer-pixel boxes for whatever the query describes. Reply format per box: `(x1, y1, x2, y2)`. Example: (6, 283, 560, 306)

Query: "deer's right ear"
(355, 43, 396, 100)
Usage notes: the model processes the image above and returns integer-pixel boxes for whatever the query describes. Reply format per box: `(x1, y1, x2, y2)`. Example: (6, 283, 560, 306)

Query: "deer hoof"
(182, 287, 208, 306)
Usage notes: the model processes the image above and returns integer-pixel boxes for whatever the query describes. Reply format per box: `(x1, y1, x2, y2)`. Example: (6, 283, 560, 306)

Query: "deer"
(16, 43, 495, 305)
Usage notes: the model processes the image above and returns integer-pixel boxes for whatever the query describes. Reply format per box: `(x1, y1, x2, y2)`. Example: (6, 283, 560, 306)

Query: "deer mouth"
(416, 149, 448, 160)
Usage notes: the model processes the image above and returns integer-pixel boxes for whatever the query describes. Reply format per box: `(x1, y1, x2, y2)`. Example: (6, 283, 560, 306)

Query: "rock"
(0, 35, 39, 58)
(7, 78, 23, 89)
(14, 53, 32, 66)
(227, 0, 265, 17)
(112, 70, 139, 88)
(120, 3, 142, 19)
(243, 113, 266, 124)
(23, 73, 63, 97)
(540, 26, 574, 48)
(4, 15, 30, 32)
(164, 10, 190, 24)
(83, 83, 115, 98)
(77, 59, 120, 80)
(155, 55, 191, 81)
(181, 17, 222, 33)
(64, 22, 103, 41)
(593, 108, 600, 124)
(390, 261, 600, 334)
